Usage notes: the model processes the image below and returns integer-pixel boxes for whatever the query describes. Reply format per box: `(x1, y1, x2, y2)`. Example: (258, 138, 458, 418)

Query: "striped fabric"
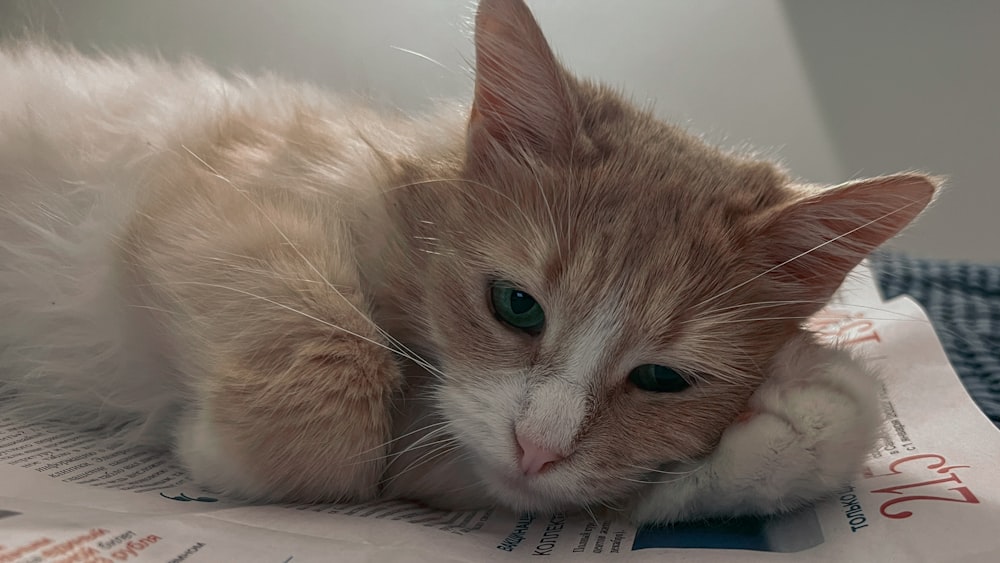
(871, 252, 1000, 428)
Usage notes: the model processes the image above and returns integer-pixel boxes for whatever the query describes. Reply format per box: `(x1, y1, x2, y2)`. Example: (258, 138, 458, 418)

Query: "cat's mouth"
(473, 453, 596, 513)
(489, 474, 574, 512)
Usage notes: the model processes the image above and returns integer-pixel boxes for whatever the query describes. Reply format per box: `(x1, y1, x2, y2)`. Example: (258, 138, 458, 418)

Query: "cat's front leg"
(125, 188, 402, 503)
(171, 303, 402, 504)
(630, 334, 882, 524)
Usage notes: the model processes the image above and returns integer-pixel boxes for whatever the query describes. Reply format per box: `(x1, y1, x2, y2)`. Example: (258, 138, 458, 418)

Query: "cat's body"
(0, 40, 465, 501)
(0, 0, 935, 522)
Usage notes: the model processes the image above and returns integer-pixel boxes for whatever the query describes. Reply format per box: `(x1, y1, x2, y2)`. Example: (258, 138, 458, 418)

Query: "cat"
(0, 0, 937, 523)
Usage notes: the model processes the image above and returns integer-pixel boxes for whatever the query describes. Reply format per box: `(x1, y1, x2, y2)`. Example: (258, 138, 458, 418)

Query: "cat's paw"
(631, 337, 881, 524)
(174, 406, 270, 500)
(705, 373, 878, 512)
(172, 332, 400, 503)
(737, 354, 882, 500)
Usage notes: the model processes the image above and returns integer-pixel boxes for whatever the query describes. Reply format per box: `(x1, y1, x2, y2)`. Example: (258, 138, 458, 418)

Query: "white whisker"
(382, 441, 460, 486)
(179, 145, 452, 383)
(692, 199, 926, 311)
(345, 420, 453, 461)
(389, 45, 450, 71)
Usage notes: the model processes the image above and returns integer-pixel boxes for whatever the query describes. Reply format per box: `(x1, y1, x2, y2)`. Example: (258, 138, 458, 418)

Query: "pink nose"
(516, 433, 564, 475)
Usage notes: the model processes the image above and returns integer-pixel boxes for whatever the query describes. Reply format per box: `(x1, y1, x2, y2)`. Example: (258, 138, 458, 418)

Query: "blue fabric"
(871, 252, 1000, 428)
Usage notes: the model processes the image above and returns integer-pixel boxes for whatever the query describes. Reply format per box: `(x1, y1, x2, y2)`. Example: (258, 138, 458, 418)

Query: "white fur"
(0, 46, 217, 443)
(630, 333, 882, 523)
(563, 298, 624, 383)
(173, 405, 263, 498)
(517, 376, 588, 453)
(516, 303, 625, 453)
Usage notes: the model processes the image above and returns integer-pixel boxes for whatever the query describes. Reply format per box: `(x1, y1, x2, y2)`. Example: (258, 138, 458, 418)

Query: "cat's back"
(0, 43, 395, 442)
(0, 44, 239, 439)
(0, 43, 272, 308)
(0, 42, 327, 178)
(0, 42, 457, 204)
(2, 43, 222, 161)
(0, 42, 251, 226)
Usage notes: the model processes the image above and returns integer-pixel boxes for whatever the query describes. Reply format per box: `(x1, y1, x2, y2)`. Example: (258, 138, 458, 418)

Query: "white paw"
(743, 344, 882, 494)
(173, 407, 266, 500)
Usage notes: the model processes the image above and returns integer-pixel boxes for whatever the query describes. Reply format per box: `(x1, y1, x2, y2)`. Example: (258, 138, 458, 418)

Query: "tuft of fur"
(0, 0, 938, 521)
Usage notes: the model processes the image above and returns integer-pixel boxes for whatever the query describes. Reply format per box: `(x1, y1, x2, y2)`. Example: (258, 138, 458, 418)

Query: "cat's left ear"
(755, 173, 940, 302)
(468, 0, 579, 160)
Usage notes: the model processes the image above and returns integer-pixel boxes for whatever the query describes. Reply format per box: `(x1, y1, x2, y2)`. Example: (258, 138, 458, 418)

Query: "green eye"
(490, 282, 545, 334)
(628, 364, 690, 393)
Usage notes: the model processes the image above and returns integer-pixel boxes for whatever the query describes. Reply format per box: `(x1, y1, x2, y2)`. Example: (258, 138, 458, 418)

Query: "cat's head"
(394, 0, 937, 512)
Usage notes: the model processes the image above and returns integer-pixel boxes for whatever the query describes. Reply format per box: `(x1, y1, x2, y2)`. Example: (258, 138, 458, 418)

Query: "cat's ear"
(468, 0, 578, 159)
(756, 173, 939, 301)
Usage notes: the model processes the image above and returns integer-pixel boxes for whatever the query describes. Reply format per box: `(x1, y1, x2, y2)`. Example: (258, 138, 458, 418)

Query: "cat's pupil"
(510, 291, 533, 314)
(628, 364, 690, 393)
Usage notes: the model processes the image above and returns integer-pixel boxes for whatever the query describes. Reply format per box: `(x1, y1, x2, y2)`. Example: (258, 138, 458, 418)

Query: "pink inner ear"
(761, 174, 937, 299)
(469, 0, 577, 156)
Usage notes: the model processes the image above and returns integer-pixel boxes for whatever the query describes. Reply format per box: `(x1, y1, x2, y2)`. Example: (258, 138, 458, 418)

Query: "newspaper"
(2, 265, 999, 562)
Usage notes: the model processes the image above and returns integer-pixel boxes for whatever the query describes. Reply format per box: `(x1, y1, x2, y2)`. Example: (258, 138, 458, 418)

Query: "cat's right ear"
(468, 0, 579, 161)
(752, 173, 940, 308)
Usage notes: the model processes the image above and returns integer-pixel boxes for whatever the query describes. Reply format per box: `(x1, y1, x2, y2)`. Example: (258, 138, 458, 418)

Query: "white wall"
(11, 1, 986, 260)
(783, 1, 1000, 261)
(0, 0, 842, 180)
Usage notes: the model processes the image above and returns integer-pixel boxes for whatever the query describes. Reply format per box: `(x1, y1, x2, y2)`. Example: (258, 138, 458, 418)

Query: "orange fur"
(0, 0, 938, 514)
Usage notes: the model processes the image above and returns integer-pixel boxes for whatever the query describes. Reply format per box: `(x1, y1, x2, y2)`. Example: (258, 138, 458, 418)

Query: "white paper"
(3, 264, 999, 562)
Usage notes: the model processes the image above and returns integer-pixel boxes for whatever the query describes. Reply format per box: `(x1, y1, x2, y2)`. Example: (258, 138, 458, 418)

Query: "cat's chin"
(488, 475, 571, 513)
(469, 459, 603, 515)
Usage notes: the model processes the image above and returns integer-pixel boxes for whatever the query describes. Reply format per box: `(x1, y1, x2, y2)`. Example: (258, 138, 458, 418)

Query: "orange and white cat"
(0, 0, 936, 523)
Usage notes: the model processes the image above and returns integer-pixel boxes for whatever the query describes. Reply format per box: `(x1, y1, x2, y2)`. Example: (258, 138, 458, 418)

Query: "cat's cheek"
(173, 406, 267, 500)
(434, 380, 557, 510)
(435, 375, 524, 456)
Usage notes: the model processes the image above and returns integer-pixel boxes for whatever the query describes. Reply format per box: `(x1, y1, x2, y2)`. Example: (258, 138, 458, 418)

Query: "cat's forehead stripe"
(563, 294, 625, 380)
